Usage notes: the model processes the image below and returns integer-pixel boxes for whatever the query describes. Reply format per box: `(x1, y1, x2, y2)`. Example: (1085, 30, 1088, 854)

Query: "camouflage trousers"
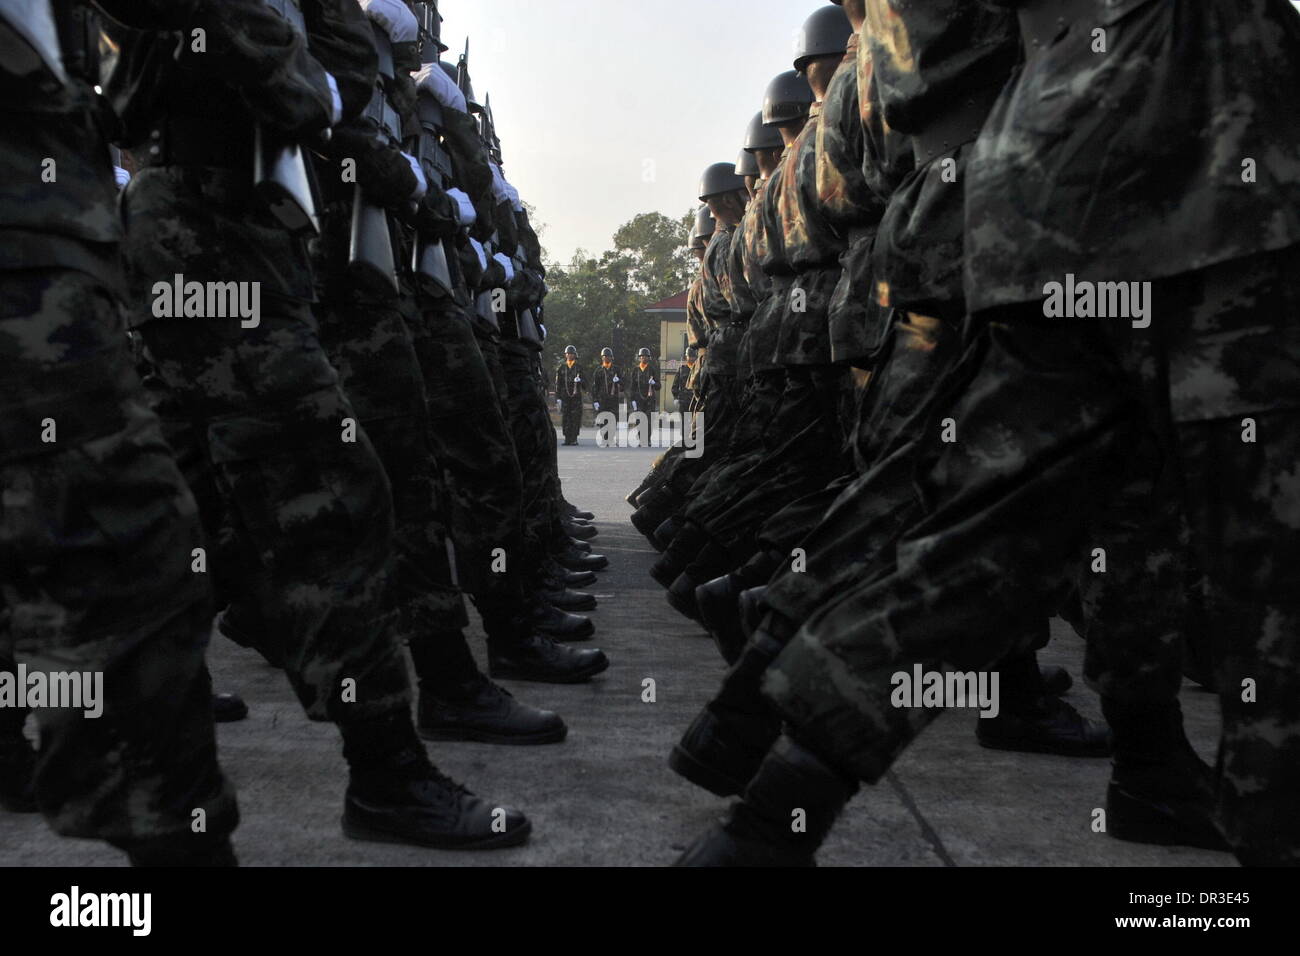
(135, 302, 410, 725)
(500, 340, 560, 568)
(677, 369, 787, 525)
(411, 301, 531, 610)
(695, 365, 851, 565)
(655, 370, 742, 503)
(0, 267, 236, 849)
(316, 282, 467, 640)
(763, 245, 1300, 863)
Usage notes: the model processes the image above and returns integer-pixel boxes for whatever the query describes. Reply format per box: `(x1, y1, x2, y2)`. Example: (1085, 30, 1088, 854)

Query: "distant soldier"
(630, 348, 661, 414)
(672, 348, 698, 413)
(590, 347, 623, 416)
(554, 345, 585, 445)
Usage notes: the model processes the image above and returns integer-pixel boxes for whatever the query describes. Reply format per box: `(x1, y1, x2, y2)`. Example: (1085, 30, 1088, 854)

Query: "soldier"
(679, 0, 1300, 867)
(590, 347, 623, 418)
(671, 347, 698, 414)
(102, 0, 529, 850)
(0, 0, 244, 864)
(407, 33, 607, 666)
(555, 344, 585, 445)
(629, 348, 661, 415)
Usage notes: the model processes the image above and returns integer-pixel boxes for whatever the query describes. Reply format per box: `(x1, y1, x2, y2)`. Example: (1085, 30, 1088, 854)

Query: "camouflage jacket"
(103, 0, 374, 302)
(965, 0, 1300, 312)
(700, 226, 738, 377)
(866, 0, 1018, 316)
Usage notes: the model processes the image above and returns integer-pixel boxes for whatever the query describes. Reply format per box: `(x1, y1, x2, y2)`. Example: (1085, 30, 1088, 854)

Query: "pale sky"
(444, 0, 1300, 266)
(440, 0, 810, 265)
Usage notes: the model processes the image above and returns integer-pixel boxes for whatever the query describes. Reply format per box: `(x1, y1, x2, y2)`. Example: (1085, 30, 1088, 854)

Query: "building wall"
(658, 318, 689, 373)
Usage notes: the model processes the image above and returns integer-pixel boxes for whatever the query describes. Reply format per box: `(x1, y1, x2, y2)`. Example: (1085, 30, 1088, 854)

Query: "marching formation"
(1, 0, 612, 863)
(1, 0, 1297, 871)
(632, 0, 1300, 867)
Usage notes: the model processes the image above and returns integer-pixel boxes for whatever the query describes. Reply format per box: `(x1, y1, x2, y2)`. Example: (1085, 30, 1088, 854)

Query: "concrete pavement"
(0, 426, 1233, 866)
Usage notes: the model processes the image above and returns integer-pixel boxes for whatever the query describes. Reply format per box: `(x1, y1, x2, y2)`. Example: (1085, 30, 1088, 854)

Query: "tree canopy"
(540, 209, 696, 370)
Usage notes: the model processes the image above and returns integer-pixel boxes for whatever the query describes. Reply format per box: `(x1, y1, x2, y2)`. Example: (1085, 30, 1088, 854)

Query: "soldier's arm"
(303, 0, 380, 121)
(151, 0, 337, 138)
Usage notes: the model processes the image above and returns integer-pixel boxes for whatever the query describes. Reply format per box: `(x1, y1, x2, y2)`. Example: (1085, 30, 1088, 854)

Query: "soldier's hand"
(414, 62, 468, 113)
(402, 152, 428, 201)
(114, 166, 131, 191)
(593, 402, 600, 412)
(360, 0, 419, 42)
(446, 188, 477, 226)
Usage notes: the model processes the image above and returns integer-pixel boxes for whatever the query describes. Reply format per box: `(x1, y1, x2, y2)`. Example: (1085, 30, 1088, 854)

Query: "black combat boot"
(409, 630, 566, 745)
(542, 557, 597, 589)
(675, 735, 858, 867)
(418, 675, 567, 746)
(555, 547, 608, 573)
(653, 517, 681, 551)
(1040, 665, 1073, 696)
(486, 609, 609, 684)
(975, 650, 1111, 757)
(669, 620, 794, 796)
(624, 468, 659, 508)
(568, 537, 592, 553)
(696, 574, 744, 660)
(530, 599, 595, 641)
(124, 836, 239, 867)
(341, 711, 530, 850)
(0, 734, 37, 813)
(1102, 698, 1228, 851)
(650, 523, 706, 589)
(666, 541, 733, 621)
(537, 586, 597, 612)
(565, 520, 597, 541)
(562, 499, 595, 521)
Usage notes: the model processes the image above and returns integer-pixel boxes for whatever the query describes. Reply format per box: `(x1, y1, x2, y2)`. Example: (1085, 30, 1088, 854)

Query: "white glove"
(493, 252, 515, 282)
(324, 72, 343, 125)
(468, 237, 488, 271)
(612, 375, 620, 384)
(574, 375, 582, 384)
(556, 399, 562, 411)
(649, 377, 657, 386)
(488, 162, 510, 205)
(360, 0, 418, 42)
(631, 401, 639, 412)
(113, 166, 130, 190)
(402, 152, 427, 200)
(593, 402, 600, 412)
(413, 63, 467, 113)
(445, 187, 476, 226)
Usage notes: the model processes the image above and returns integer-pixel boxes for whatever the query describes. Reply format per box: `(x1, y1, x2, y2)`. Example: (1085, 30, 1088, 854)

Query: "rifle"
(253, 0, 318, 236)
(411, 1, 456, 297)
(347, 21, 402, 295)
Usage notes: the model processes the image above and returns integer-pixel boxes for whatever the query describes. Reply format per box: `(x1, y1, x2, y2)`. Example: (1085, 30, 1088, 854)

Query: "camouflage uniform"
(686, 96, 855, 571)
(0, 0, 235, 853)
(765, 0, 1300, 864)
(105, 1, 412, 725)
(309, 32, 469, 650)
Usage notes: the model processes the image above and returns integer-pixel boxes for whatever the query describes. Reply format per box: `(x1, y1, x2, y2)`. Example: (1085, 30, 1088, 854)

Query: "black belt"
(1018, 0, 1105, 58)
(911, 81, 1005, 166)
(137, 115, 254, 169)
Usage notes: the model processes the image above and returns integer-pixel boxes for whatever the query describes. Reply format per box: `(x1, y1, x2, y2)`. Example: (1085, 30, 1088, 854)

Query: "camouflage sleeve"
(517, 209, 546, 276)
(701, 231, 734, 325)
(441, 109, 494, 230)
(165, 0, 335, 137)
(304, 0, 380, 121)
(495, 201, 521, 255)
(727, 216, 755, 319)
(686, 277, 708, 348)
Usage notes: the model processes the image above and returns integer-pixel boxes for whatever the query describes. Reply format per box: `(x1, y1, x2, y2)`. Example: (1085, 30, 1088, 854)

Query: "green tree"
(540, 209, 695, 375)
